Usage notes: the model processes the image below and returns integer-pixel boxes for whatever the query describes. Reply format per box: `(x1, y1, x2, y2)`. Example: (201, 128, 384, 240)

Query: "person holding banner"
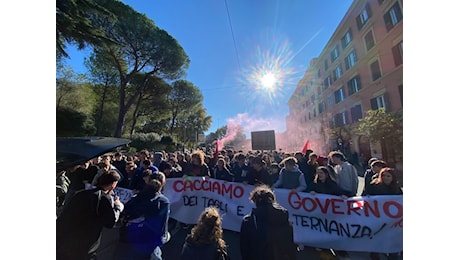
(271, 156, 307, 192)
(213, 157, 234, 182)
(240, 185, 297, 260)
(232, 152, 250, 183)
(247, 157, 273, 186)
(366, 167, 403, 260)
(180, 207, 229, 260)
(328, 151, 359, 197)
(183, 150, 211, 177)
(310, 166, 348, 197)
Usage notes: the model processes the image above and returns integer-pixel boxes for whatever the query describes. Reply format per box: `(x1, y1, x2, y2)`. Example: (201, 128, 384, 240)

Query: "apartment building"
(286, 0, 403, 165)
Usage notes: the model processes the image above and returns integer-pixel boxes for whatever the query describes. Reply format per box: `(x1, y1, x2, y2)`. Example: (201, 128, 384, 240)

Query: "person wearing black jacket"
(56, 170, 124, 260)
(309, 166, 349, 197)
(240, 185, 297, 260)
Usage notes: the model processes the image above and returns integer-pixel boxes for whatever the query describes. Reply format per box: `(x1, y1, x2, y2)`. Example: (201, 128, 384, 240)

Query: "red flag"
(301, 140, 310, 154)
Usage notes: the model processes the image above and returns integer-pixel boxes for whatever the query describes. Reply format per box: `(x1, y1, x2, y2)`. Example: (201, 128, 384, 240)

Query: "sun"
(260, 72, 277, 90)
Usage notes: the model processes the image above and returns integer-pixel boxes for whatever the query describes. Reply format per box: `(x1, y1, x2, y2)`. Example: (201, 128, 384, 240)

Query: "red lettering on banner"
(170, 178, 245, 199)
(331, 198, 345, 215)
(288, 191, 302, 209)
(222, 184, 232, 197)
(315, 197, 331, 214)
(233, 186, 243, 198)
(173, 180, 184, 192)
(202, 179, 210, 191)
(303, 197, 317, 212)
(363, 200, 380, 218)
(347, 200, 362, 216)
(383, 201, 403, 218)
(212, 181, 221, 194)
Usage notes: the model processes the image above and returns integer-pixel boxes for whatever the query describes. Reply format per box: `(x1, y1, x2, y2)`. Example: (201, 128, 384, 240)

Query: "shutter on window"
(384, 93, 391, 112)
(370, 97, 378, 110)
(356, 15, 363, 30)
(366, 3, 373, 18)
(356, 75, 361, 91)
(347, 80, 353, 94)
(392, 43, 403, 66)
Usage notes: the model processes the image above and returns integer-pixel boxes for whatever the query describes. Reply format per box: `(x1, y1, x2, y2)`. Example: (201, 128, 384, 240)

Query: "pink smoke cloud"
(216, 113, 286, 151)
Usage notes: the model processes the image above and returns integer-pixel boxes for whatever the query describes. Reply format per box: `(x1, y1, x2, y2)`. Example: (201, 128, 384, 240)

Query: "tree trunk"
(129, 94, 143, 138)
(95, 83, 108, 136)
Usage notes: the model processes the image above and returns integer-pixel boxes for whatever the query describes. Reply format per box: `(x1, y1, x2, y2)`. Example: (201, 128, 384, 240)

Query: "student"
(272, 156, 307, 192)
(56, 170, 124, 260)
(180, 207, 229, 260)
(240, 185, 297, 260)
(119, 171, 170, 260)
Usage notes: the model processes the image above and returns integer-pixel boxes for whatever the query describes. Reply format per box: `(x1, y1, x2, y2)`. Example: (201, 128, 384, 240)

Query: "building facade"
(286, 0, 403, 166)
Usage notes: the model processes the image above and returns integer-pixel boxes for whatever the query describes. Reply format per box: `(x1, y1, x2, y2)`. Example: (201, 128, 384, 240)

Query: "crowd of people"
(56, 147, 403, 260)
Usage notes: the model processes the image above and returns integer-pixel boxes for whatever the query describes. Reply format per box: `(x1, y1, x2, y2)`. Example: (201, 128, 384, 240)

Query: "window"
(364, 30, 375, 51)
(331, 45, 340, 62)
(347, 75, 361, 95)
(317, 68, 321, 78)
(334, 111, 348, 127)
(327, 94, 334, 107)
(318, 100, 326, 114)
(313, 108, 317, 117)
(311, 93, 316, 103)
(378, 0, 385, 4)
(324, 59, 329, 71)
(356, 3, 372, 30)
(370, 60, 382, 81)
(370, 94, 388, 110)
(345, 49, 357, 70)
(384, 2, 403, 31)
(334, 87, 346, 103)
(333, 64, 343, 81)
(341, 29, 353, 49)
(324, 76, 332, 88)
(392, 40, 403, 66)
(350, 104, 363, 123)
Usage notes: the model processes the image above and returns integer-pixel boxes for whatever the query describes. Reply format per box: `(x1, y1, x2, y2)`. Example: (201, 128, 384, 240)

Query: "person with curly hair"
(180, 207, 229, 260)
(240, 185, 297, 260)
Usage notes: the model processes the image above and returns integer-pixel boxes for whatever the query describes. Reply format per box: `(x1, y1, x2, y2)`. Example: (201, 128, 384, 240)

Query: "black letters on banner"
(237, 205, 246, 216)
(183, 195, 198, 206)
(292, 213, 384, 239)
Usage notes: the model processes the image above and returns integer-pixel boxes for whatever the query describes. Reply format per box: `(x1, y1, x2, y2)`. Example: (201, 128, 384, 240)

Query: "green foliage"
(355, 109, 403, 162)
(56, 0, 213, 140)
(129, 132, 161, 151)
(355, 109, 403, 144)
(56, 0, 118, 58)
(56, 107, 96, 136)
(206, 126, 228, 144)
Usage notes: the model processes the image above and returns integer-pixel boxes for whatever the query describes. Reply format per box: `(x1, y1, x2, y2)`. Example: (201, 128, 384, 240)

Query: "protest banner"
(122, 177, 402, 253)
(164, 177, 403, 253)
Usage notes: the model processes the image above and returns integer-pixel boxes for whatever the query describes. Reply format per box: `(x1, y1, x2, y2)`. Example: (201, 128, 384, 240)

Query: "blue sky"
(63, 0, 353, 135)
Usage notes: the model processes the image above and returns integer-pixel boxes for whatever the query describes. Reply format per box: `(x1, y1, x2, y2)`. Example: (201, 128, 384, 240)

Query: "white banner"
(125, 177, 402, 253)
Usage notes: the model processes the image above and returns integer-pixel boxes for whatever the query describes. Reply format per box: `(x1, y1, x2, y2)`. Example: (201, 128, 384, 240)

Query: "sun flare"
(260, 72, 277, 90)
